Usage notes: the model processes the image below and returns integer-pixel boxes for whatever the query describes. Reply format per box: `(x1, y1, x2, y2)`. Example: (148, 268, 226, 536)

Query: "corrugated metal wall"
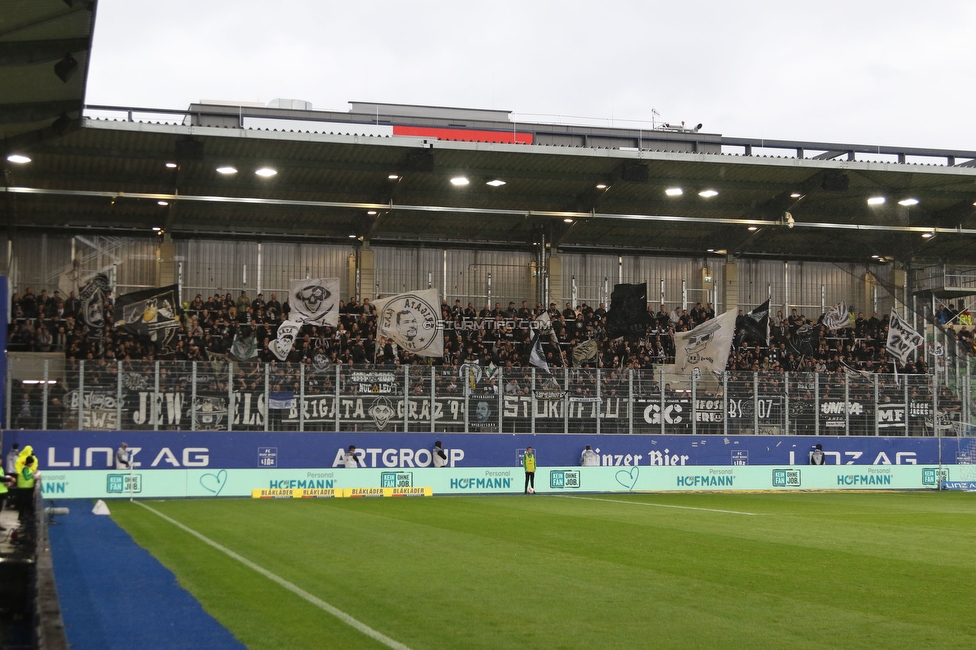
(176, 241, 350, 302)
(3, 232, 897, 318)
(374, 247, 443, 297)
(561, 254, 723, 311)
(113, 238, 158, 292)
(5, 233, 158, 296)
(374, 247, 535, 308)
(258, 242, 350, 300)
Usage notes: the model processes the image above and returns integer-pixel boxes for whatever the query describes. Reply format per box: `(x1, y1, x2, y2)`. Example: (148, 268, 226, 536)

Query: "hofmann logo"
(107, 474, 141, 494)
(550, 470, 581, 489)
(772, 469, 801, 488)
(381, 472, 413, 488)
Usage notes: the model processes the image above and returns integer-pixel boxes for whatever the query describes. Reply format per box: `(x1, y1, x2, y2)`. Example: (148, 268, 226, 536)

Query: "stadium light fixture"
(898, 198, 919, 207)
(216, 166, 237, 175)
(665, 187, 683, 197)
(867, 196, 886, 205)
(698, 190, 718, 198)
(7, 154, 31, 164)
(255, 167, 277, 177)
(450, 176, 470, 186)
(486, 179, 506, 187)
(165, 162, 178, 169)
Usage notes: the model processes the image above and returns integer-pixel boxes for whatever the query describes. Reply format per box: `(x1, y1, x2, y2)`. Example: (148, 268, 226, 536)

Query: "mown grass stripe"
(561, 494, 758, 515)
(135, 501, 412, 650)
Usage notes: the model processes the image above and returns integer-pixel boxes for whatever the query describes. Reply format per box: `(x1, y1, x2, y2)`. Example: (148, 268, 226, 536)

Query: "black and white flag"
(886, 309, 922, 365)
(289, 278, 339, 327)
(79, 274, 110, 340)
(674, 309, 736, 378)
(822, 301, 850, 331)
(114, 285, 182, 353)
(229, 331, 258, 361)
(606, 283, 653, 338)
(529, 330, 549, 371)
(740, 300, 769, 345)
(374, 289, 443, 357)
(270, 320, 301, 361)
(572, 339, 599, 366)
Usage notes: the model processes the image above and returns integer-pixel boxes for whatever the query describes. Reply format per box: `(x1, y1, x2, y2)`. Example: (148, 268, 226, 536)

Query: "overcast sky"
(86, 1, 976, 151)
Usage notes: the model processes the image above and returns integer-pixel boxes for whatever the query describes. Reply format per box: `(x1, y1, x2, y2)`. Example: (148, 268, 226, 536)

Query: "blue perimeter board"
(47, 499, 245, 650)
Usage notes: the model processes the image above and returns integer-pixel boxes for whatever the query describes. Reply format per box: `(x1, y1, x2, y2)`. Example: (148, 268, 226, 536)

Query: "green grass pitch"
(110, 492, 976, 649)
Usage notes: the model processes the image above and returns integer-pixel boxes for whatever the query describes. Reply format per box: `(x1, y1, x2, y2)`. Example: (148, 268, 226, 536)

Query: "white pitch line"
(134, 501, 412, 650)
(560, 495, 758, 516)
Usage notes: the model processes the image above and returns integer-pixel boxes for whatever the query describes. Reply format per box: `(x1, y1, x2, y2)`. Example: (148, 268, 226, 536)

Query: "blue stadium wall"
(9, 430, 972, 497)
(9, 430, 963, 469)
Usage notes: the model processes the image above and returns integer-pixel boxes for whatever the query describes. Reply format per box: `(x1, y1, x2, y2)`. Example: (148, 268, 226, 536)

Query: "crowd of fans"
(7, 286, 972, 432)
(6, 285, 971, 375)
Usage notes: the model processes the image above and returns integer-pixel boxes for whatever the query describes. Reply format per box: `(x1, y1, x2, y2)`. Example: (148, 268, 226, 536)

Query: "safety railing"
(6, 358, 968, 436)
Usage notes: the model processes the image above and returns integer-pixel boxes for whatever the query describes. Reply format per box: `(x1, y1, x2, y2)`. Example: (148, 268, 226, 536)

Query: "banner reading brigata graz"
(64, 391, 771, 430)
(9, 430, 962, 471)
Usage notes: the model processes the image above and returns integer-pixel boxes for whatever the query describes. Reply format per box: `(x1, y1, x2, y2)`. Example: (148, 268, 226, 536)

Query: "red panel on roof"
(393, 125, 533, 144)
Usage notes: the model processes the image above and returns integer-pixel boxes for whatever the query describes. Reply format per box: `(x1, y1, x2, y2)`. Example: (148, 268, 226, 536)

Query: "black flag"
(606, 283, 653, 338)
(114, 285, 182, 352)
(789, 319, 821, 357)
(740, 300, 769, 346)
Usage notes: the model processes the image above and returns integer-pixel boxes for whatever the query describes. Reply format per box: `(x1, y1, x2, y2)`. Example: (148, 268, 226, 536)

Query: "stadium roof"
(3, 22, 976, 265)
(0, 0, 95, 151)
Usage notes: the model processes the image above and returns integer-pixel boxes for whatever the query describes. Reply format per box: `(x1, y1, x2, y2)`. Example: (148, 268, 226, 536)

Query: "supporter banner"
(674, 309, 736, 378)
(822, 301, 850, 331)
(636, 397, 782, 428)
(79, 273, 110, 340)
(350, 371, 397, 394)
(32, 464, 946, 500)
(114, 284, 181, 353)
(51, 388, 962, 437)
(12, 430, 945, 472)
(887, 309, 922, 364)
(289, 278, 339, 327)
(606, 283, 652, 338)
(740, 300, 769, 346)
(374, 289, 444, 357)
(270, 320, 300, 361)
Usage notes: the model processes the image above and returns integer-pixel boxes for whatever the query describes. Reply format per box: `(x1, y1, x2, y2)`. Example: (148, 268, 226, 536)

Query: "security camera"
(784, 211, 795, 229)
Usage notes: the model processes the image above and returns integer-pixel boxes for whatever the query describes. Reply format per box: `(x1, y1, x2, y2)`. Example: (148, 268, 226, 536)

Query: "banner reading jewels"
(56, 387, 961, 435)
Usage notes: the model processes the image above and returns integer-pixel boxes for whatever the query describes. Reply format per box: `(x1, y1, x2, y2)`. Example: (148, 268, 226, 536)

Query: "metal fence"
(6, 358, 968, 436)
